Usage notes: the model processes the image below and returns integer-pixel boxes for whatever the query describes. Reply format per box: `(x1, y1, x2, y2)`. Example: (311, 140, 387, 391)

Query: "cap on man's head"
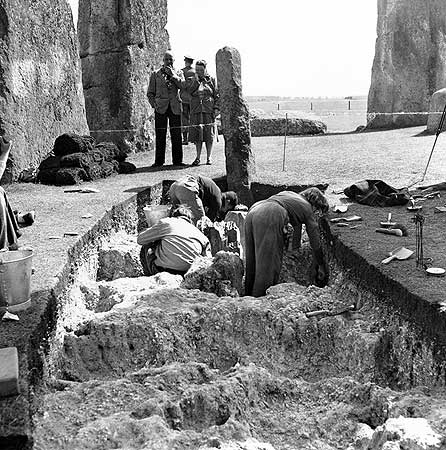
(184, 55, 194, 62)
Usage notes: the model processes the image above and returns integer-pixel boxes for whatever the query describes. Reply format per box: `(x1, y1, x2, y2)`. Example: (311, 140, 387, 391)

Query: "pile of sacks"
(37, 133, 136, 185)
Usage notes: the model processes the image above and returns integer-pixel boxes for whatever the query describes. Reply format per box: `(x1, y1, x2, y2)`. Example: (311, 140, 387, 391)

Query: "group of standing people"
(147, 51, 219, 168)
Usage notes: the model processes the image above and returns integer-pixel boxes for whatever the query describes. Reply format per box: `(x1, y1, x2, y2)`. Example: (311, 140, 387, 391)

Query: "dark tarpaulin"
(344, 180, 411, 207)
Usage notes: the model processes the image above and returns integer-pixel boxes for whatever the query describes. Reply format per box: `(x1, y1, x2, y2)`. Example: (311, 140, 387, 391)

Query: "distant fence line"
(89, 111, 445, 134)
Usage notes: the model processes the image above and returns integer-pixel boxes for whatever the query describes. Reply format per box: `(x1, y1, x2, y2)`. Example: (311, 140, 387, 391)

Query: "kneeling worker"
(137, 205, 211, 276)
(169, 174, 238, 223)
(245, 188, 329, 297)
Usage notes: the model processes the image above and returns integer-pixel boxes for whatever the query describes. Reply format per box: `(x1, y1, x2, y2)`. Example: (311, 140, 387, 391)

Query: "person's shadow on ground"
(134, 164, 189, 174)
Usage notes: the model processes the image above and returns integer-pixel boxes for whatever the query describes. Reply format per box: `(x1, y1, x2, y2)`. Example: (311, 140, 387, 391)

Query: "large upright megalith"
(367, 0, 446, 129)
(216, 47, 255, 206)
(78, 0, 169, 154)
(0, 0, 88, 182)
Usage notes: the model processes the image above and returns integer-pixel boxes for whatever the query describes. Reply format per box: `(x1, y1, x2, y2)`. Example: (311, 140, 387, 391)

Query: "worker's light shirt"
(137, 217, 210, 271)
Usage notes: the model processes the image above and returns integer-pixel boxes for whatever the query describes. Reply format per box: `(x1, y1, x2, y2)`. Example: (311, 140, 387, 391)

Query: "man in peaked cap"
(180, 55, 195, 145)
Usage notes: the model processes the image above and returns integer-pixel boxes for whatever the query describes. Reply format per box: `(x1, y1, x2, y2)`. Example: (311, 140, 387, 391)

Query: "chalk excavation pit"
(32, 228, 446, 450)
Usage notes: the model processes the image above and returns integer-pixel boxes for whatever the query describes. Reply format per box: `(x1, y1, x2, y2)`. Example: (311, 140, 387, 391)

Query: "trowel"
(381, 247, 413, 264)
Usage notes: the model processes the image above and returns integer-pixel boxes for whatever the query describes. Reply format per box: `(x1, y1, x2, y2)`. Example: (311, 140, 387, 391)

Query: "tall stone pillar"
(78, 0, 169, 153)
(427, 88, 446, 134)
(216, 47, 255, 206)
(367, 0, 446, 129)
(0, 0, 88, 182)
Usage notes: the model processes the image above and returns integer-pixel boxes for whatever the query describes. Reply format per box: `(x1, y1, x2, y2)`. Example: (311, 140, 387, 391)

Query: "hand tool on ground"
(376, 228, 403, 237)
(381, 246, 413, 264)
(306, 304, 356, 318)
(63, 232, 79, 237)
(376, 223, 408, 237)
(412, 191, 441, 200)
(330, 215, 362, 223)
(64, 188, 100, 193)
(380, 213, 396, 228)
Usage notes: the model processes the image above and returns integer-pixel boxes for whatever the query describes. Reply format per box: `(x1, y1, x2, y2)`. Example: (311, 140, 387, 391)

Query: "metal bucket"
(0, 249, 33, 312)
(143, 205, 170, 227)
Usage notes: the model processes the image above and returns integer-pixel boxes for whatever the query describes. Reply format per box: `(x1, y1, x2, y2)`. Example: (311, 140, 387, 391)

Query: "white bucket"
(0, 249, 33, 312)
(143, 205, 170, 227)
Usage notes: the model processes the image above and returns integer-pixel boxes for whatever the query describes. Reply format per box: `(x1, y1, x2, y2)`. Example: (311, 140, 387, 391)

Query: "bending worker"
(244, 188, 329, 297)
(169, 174, 238, 223)
(137, 205, 210, 276)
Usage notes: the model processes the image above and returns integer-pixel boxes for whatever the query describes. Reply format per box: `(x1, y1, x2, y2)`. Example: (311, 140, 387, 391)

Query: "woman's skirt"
(188, 112, 215, 144)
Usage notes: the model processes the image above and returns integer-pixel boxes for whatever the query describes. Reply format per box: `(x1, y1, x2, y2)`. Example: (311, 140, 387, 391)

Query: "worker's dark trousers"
(244, 201, 288, 297)
(181, 103, 191, 142)
(154, 105, 183, 165)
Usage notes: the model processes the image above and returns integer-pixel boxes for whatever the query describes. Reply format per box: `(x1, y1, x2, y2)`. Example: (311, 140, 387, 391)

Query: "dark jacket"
(197, 175, 222, 221)
(180, 66, 195, 104)
(147, 67, 186, 115)
(189, 76, 220, 115)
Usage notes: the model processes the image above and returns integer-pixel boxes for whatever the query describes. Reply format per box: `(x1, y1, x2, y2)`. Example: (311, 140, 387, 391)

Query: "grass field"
(247, 97, 368, 133)
(133, 124, 446, 195)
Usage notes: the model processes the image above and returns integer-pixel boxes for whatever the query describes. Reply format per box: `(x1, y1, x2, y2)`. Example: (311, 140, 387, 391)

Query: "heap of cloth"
(37, 133, 136, 185)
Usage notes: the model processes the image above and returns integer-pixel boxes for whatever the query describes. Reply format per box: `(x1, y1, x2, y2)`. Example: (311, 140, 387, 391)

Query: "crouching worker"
(245, 188, 329, 297)
(137, 205, 211, 276)
(169, 174, 238, 223)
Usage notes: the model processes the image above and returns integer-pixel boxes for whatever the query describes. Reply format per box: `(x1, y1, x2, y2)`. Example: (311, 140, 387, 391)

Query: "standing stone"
(78, 0, 169, 154)
(0, 0, 88, 182)
(225, 210, 247, 259)
(427, 88, 446, 134)
(367, 0, 446, 129)
(216, 47, 255, 206)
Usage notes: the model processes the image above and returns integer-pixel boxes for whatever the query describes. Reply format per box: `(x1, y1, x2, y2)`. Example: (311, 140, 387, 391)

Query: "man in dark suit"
(147, 51, 186, 167)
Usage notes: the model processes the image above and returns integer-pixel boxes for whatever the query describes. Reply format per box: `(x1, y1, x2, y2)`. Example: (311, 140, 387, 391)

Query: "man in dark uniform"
(180, 55, 195, 145)
(244, 188, 329, 297)
(147, 51, 186, 167)
(169, 174, 238, 223)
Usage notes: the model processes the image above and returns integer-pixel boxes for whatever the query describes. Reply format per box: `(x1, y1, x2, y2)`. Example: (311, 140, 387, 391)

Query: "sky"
(68, 0, 378, 98)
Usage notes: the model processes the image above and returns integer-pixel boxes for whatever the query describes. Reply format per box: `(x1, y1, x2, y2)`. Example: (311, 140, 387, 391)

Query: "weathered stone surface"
(367, 0, 446, 129)
(225, 210, 247, 258)
(78, 0, 169, 153)
(199, 220, 241, 256)
(181, 251, 244, 297)
(0, 0, 88, 182)
(0, 347, 18, 397)
(216, 47, 255, 206)
(97, 231, 143, 280)
(59, 281, 380, 382)
(427, 88, 446, 134)
(250, 117, 326, 137)
(95, 273, 183, 312)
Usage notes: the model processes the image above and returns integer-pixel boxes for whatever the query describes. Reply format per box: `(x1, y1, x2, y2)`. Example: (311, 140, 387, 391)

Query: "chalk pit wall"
(24, 180, 446, 449)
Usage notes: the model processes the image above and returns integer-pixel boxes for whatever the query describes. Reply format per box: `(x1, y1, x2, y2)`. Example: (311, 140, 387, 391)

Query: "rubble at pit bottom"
(32, 273, 446, 449)
(33, 361, 446, 450)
